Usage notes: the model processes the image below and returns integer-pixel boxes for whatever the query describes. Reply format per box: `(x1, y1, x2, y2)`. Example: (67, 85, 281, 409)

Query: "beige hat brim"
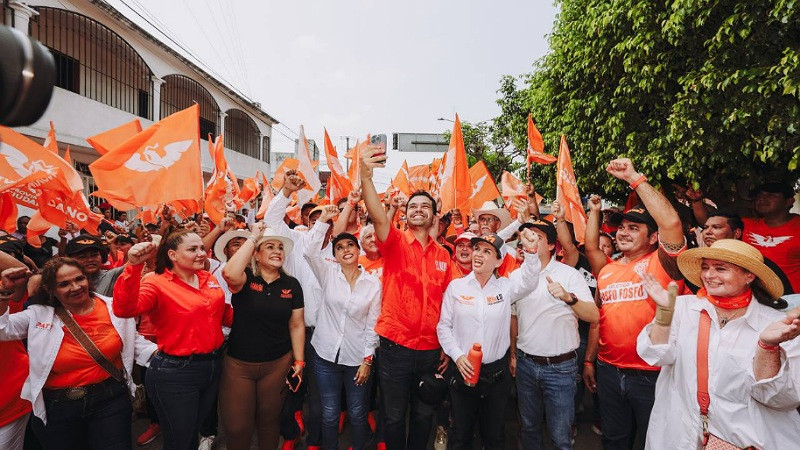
(254, 234, 294, 257)
(472, 207, 512, 230)
(213, 230, 252, 262)
(677, 247, 784, 300)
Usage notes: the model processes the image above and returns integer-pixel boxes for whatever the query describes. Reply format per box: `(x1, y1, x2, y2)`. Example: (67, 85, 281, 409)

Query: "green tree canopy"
(494, 0, 800, 205)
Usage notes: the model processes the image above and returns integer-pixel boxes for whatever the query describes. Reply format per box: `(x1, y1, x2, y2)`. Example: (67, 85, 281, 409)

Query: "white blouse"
(637, 295, 800, 449)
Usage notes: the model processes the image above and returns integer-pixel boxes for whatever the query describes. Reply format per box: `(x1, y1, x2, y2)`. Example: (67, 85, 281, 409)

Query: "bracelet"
(363, 355, 374, 366)
(629, 174, 648, 190)
(583, 361, 594, 366)
(348, 200, 358, 206)
(757, 340, 779, 352)
(565, 293, 579, 306)
(293, 360, 306, 367)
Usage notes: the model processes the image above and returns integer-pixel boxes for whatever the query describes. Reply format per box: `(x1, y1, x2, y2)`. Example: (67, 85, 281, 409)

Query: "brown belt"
(518, 349, 576, 365)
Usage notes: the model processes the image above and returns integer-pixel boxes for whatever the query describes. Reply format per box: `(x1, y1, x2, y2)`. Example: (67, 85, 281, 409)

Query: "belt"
(160, 346, 224, 361)
(43, 377, 122, 401)
(598, 360, 660, 377)
(518, 349, 576, 365)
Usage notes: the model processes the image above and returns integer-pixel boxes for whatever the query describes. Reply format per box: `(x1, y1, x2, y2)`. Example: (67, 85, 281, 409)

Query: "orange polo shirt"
(359, 255, 384, 279)
(113, 265, 233, 356)
(375, 227, 459, 350)
(45, 298, 123, 389)
(0, 297, 31, 426)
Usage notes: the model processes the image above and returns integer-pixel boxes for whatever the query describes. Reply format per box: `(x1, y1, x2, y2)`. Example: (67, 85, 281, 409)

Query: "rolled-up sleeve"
(748, 344, 800, 410)
(636, 323, 677, 367)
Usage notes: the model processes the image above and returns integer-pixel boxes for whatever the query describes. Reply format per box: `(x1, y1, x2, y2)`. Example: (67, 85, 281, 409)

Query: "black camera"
(0, 24, 55, 127)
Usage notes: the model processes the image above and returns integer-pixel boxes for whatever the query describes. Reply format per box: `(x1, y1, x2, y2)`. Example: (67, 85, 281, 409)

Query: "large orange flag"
(256, 172, 274, 220)
(407, 164, 431, 193)
(391, 160, 411, 196)
(556, 135, 587, 242)
(44, 122, 59, 154)
(234, 173, 262, 209)
(204, 134, 240, 223)
(271, 158, 299, 192)
(500, 171, 543, 219)
(295, 125, 321, 206)
(86, 119, 143, 155)
(347, 137, 367, 191)
(439, 115, 471, 213)
(90, 105, 202, 210)
(526, 115, 555, 177)
(469, 162, 500, 209)
(324, 128, 353, 203)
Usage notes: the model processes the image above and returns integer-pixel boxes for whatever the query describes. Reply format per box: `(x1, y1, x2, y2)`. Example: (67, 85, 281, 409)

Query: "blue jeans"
(516, 351, 577, 450)
(280, 329, 322, 445)
(146, 352, 223, 450)
(378, 337, 441, 450)
(33, 378, 132, 450)
(314, 353, 372, 450)
(595, 360, 659, 450)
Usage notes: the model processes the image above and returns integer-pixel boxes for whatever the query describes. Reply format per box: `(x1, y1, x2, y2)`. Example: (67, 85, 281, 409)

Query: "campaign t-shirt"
(596, 245, 684, 370)
(742, 216, 800, 294)
(0, 298, 32, 426)
(359, 255, 384, 280)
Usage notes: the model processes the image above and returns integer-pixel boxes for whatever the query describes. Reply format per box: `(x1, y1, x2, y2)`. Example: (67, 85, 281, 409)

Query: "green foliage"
(493, 0, 800, 204)
(442, 120, 524, 184)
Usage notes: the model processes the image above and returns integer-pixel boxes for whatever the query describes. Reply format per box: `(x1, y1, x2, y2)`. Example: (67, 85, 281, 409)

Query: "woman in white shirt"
(304, 206, 382, 450)
(637, 239, 800, 449)
(436, 229, 541, 450)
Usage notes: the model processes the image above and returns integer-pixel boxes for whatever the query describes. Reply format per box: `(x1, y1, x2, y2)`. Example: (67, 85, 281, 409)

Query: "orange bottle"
(464, 343, 483, 387)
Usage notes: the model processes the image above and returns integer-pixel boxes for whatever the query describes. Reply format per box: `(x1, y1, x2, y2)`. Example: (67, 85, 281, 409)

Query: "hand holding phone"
(370, 134, 388, 164)
(286, 367, 303, 392)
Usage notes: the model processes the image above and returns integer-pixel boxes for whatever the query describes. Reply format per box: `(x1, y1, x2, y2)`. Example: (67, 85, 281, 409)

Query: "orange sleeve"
(112, 264, 156, 318)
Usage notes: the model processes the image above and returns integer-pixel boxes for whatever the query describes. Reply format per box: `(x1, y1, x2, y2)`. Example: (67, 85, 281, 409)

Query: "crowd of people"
(0, 148, 799, 450)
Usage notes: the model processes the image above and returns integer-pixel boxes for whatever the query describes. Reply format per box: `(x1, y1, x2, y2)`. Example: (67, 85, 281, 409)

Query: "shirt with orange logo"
(375, 227, 461, 350)
(596, 243, 684, 370)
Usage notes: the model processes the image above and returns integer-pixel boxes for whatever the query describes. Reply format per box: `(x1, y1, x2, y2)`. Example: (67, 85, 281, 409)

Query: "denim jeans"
(378, 337, 441, 450)
(595, 360, 659, 450)
(516, 351, 577, 450)
(32, 378, 132, 450)
(145, 352, 223, 450)
(314, 352, 372, 450)
(448, 353, 512, 450)
(280, 328, 322, 445)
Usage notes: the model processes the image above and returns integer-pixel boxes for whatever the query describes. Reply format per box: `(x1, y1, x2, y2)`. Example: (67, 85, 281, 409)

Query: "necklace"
(718, 309, 745, 328)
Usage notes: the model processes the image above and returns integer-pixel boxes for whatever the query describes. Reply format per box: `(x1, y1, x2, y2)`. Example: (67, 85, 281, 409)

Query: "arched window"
(160, 74, 220, 140)
(224, 109, 259, 159)
(30, 7, 154, 119)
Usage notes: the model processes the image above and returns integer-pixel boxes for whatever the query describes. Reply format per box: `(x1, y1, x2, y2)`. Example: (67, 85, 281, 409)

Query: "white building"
(3, 0, 277, 210)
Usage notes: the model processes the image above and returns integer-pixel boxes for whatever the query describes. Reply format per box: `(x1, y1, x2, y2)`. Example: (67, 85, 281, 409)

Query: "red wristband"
(757, 340, 779, 351)
(583, 360, 594, 366)
(293, 360, 306, 367)
(629, 174, 648, 190)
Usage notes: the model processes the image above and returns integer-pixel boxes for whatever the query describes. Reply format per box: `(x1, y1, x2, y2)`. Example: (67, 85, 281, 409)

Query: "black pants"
(378, 337, 441, 450)
(596, 361, 659, 450)
(146, 352, 222, 450)
(32, 378, 132, 450)
(448, 353, 512, 450)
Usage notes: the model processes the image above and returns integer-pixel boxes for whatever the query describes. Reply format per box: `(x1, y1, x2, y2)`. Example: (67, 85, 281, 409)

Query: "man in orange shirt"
(360, 145, 457, 450)
(583, 158, 686, 450)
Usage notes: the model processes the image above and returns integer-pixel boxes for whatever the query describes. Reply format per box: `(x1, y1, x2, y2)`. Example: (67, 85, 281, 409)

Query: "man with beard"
(63, 234, 125, 296)
(359, 145, 458, 450)
(582, 158, 686, 450)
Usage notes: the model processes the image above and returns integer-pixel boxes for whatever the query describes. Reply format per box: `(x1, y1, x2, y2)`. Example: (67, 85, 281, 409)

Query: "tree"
(442, 120, 524, 183)
(493, 0, 800, 206)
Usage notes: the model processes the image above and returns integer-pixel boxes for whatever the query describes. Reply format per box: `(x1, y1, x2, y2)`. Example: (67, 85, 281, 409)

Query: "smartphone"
(286, 368, 302, 392)
(370, 134, 388, 164)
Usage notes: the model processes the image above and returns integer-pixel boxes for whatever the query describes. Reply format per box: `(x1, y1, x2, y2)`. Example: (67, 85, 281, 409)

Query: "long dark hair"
(155, 229, 196, 274)
(752, 283, 788, 310)
(29, 257, 94, 308)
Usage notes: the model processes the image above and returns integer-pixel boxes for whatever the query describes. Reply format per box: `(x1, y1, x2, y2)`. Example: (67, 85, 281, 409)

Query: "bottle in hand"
(464, 343, 483, 387)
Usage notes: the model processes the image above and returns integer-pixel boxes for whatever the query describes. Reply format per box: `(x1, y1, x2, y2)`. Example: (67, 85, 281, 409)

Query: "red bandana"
(697, 287, 752, 310)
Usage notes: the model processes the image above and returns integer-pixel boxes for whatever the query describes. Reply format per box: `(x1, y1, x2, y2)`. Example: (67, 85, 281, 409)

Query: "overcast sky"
(107, 0, 558, 189)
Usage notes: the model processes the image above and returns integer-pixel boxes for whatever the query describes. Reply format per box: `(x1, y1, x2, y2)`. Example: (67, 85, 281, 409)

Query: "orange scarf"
(697, 287, 752, 310)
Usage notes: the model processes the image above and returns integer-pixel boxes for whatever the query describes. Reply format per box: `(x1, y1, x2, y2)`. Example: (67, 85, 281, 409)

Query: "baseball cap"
(519, 219, 557, 244)
(753, 181, 796, 198)
(416, 373, 448, 406)
(470, 233, 506, 259)
(454, 231, 478, 244)
(331, 232, 360, 250)
(64, 234, 109, 260)
(610, 205, 657, 230)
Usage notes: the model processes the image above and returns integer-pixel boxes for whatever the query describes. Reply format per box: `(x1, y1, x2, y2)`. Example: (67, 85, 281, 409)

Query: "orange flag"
(391, 160, 411, 196)
(86, 119, 143, 155)
(439, 115, 471, 213)
(469, 162, 500, 209)
(256, 172, 274, 220)
(204, 135, 239, 224)
(295, 125, 321, 206)
(44, 122, 59, 154)
(324, 128, 353, 203)
(526, 115, 555, 177)
(89, 105, 203, 210)
(556, 135, 587, 242)
(0, 193, 17, 233)
(63, 146, 71, 165)
(408, 164, 431, 192)
(36, 189, 102, 237)
(271, 158, 299, 191)
(234, 173, 263, 209)
(500, 171, 543, 219)
(347, 137, 367, 191)
(169, 199, 201, 220)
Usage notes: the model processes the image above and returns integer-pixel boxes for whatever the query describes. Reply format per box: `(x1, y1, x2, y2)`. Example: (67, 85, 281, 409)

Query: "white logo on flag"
(123, 140, 192, 172)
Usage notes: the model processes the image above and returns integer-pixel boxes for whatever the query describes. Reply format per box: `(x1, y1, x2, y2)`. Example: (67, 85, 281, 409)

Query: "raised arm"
(497, 198, 529, 241)
(525, 183, 541, 219)
(359, 145, 390, 242)
(203, 217, 235, 255)
(0, 267, 34, 341)
(112, 242, 159, 318)
(333, 190, 360, 236)
(506, 229, 542, 301)
(585, 195, 609, 275)
(264, 170, 304, 242)
(685, 187, 709, 226)
(304, 207, 339, 284)
(606, 158, 684, 246)
(551, 200, 579, 267)
(222, 222, 265, 294)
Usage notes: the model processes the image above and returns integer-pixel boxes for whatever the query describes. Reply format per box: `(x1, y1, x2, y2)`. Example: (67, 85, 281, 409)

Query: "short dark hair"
(407, 190, 437, 216)
(707, 211, 744, 234)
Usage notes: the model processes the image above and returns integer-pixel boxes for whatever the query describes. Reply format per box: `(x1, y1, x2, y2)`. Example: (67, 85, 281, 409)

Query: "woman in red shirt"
(114, 229, 233, 450)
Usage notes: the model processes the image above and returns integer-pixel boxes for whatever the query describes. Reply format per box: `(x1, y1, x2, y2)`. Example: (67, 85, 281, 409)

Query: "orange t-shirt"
(45, 298, 123, 389)
(742, 216, 800, 294)
(596, 246, 684, 370)
(497, 253, 520, 277)
(359, 255, 384, 279)
(0, 299, 32, 426)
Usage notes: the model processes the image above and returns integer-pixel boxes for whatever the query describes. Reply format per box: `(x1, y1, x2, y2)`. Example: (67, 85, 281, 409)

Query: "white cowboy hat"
(677, 239, 784, 300)
(213, 229, 251, 262)
(254, 227, 294, 256)
(472, 201, 512, 230)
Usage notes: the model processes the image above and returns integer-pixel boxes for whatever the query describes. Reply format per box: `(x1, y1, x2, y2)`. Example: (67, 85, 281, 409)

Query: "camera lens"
(0, 25, 56, 127)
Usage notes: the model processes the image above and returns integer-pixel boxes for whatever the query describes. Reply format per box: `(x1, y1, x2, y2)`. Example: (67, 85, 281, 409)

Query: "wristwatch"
(566, 293, 579, 306)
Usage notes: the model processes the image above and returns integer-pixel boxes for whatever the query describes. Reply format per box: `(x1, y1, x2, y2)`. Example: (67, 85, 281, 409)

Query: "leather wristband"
(565, 293, 579, 306)
(654, 305, 674, 326)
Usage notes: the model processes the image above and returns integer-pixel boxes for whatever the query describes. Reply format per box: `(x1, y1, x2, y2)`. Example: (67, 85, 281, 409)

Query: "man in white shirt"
(512, 220, 599, 450)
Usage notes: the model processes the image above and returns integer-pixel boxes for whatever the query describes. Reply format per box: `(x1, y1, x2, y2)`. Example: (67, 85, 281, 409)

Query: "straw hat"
(213, 230, 251, 262)
(254, 228, 294, 256)
(472, 201, 512, 230)
(677, 239, 783, 299)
